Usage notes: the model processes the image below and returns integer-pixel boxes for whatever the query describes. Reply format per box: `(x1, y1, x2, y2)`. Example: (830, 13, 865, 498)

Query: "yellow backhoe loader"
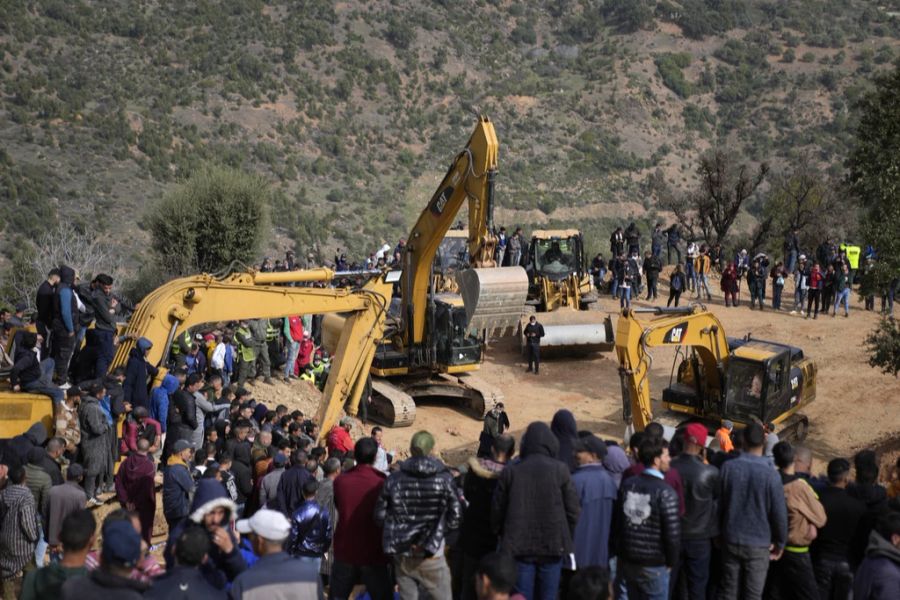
(521, 229, 614, 354)
(615, 305, 816, 442)
(324, 116, 529, 427)
(1, 268, 394, 444)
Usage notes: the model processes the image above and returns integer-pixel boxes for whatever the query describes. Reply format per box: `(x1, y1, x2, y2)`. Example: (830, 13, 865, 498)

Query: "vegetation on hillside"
(0, 0, 898, 285)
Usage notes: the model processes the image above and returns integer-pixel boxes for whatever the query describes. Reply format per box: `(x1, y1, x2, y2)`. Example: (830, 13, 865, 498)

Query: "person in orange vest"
(716, 420, 735, 453)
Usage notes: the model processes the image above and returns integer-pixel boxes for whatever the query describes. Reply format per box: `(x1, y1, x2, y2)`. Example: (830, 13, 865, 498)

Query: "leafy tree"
(662, 150, 768, 244)
(146, 165, 271, 277)
(764, 158, 836, 243)
(602, 0, 655, 34)
(865, 318, 900, 376)
(849, 65, 900, 375)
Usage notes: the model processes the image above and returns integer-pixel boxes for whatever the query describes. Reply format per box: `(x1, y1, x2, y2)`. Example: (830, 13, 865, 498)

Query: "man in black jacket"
(492, 422, 580, 600)
(164, 374, 201, 462)
(614, 436, 680, 600)
(812, 458, 866, 600)
(670, 424, 719, 600)
(375, 430, 461, 600)
(35, 268, 59, 355)
(523, 316, 544, 375)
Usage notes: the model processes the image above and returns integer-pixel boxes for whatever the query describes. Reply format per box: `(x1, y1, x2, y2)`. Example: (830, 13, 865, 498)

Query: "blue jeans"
(283, 340, 300, 378)
(611, 278, 619, 298)
(23, 359, 65, 404)
(94, 328, 115, 377)
(834, 288, 850, 315)
(773, 285, 783, 310)
(516, 558, 562, 600)
(619, 561, 669, 600)
(786, 250, 798, 274)
(34, 522, 47, 567)
(652, 244, 662, 259)
(685, 263, 696, 291)
(619, 286, 632, 308)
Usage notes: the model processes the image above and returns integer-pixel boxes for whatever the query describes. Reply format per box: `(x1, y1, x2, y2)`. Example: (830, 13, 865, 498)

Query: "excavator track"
(368, 372, 503, 426)
(369, 378, 417, 428)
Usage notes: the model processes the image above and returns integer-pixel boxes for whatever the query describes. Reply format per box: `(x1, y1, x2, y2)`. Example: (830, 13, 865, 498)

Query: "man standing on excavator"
(523, 315, 544, 375)
(235, 320, 257, 387)
(249, 319, 274, 385)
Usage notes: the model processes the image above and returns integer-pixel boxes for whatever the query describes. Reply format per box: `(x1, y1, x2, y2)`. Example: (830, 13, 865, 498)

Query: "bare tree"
(663, 150, 769, 245)
(0, 223, 122, 309)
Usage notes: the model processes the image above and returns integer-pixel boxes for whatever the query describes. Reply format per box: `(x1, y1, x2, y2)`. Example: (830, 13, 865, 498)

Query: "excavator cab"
(722, 343, 802, 425)
(432, 295, 481, 367)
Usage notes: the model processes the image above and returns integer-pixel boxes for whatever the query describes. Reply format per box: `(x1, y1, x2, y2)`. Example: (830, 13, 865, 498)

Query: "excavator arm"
(110, 268, 392, 442)
(615, 306, 730, 432)
(400, 116, 500, 347)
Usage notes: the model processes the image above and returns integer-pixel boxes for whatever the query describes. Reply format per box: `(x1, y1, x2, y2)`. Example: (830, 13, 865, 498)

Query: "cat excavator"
(615, 305, 816, 441)
(1, 268, 394, 444)
(521, 229, 614, 354)
(324, 116, 529, 427)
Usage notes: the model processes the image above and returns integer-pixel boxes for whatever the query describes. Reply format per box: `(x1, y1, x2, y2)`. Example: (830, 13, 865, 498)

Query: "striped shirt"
(0, 484, 39, 578)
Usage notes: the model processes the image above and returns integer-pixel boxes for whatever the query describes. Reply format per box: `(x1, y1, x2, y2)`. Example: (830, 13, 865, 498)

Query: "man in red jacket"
(327, 417, 355, 458)
(330, 437, 393, 600)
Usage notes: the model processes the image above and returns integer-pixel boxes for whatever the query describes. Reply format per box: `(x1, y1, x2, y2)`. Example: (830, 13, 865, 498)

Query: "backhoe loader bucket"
(457, 267, 528, 337)
(520, 310, 615, 355)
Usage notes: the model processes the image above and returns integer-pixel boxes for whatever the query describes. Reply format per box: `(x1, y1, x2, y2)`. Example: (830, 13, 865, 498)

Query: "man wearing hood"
(550, 409, 578, 472)
(150, 370, 183, 440)
(460, 435, 515, 600)
(122, 337, 157, 411)
(115, 438, 157, 544)
(374, 431, 461, 600)
(50, 265, 78, 388)
(492, 422, 580, 600)
(164, 479, 247, 590)
(854, 511, 900, 599)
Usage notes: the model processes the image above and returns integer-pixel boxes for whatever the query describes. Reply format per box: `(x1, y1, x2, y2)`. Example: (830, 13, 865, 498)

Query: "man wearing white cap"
(229, 509, 322, 599)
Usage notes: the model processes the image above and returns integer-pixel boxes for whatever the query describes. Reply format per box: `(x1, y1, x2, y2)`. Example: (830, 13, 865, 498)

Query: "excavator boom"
(109, 268, 392, 443)
(615, 306, 730, 431)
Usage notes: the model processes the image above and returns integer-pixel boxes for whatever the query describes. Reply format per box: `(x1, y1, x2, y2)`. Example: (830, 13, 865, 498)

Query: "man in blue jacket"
(150, 369, 184, 441)
(51, 265, 78, 388)
(717, 423, 788, 600)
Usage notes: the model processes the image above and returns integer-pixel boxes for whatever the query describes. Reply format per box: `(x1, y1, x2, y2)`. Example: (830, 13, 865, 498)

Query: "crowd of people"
(583, 222, 897, 317)
(0, 231, 898, 600)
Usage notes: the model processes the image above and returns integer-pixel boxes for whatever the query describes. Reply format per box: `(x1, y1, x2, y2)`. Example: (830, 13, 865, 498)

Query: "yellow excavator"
(325, 116, 529, 427)
(615, 305, 816, 441)
(1, 268, 394, 443)
(522, 229, 614, 354)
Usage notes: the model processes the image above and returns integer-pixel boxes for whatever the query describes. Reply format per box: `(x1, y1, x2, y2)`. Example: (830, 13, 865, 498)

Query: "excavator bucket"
(521, 310, 616, 355)
(457, 267, 529, 337)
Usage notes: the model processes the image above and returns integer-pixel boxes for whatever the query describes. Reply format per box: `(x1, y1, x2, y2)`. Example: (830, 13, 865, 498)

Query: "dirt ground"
(372, 275, 900, 478)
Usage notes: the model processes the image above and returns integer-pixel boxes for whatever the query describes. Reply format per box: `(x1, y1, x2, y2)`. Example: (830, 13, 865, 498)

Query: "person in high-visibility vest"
(169, 329, 192, 368)
(235, 320, 257, 386)
(249, 319, 273, 385)
(844, 244, 861, 285)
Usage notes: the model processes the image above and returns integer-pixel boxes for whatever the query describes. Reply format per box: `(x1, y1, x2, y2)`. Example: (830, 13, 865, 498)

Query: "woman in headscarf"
(550, 409, 578, 471)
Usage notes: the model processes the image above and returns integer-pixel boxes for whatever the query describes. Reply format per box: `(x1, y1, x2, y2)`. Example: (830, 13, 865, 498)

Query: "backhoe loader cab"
(526, 231, 586, 298)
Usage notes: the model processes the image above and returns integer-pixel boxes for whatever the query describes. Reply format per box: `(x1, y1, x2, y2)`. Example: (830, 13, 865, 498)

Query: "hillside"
(1, 0, 899, 275)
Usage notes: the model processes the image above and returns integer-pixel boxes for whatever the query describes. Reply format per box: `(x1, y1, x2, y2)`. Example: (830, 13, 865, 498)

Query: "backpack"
(672, 274, 683, 292)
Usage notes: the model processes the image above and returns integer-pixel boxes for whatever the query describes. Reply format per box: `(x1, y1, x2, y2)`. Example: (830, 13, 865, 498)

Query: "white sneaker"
(59, 382, 71, 390)
(790, 310, 797, 315)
